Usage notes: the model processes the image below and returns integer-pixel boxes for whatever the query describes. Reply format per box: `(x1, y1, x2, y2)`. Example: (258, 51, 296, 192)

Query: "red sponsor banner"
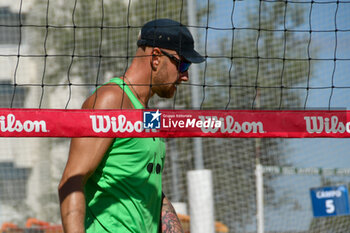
(0, 108, 350, 138)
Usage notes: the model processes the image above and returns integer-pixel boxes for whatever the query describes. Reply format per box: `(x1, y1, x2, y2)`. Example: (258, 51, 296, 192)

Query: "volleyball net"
(1, 0, 350, 232)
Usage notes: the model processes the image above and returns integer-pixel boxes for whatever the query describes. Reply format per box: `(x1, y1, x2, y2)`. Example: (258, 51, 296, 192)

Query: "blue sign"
(143, 110, 161, 129)
(310, 185, 350, 217)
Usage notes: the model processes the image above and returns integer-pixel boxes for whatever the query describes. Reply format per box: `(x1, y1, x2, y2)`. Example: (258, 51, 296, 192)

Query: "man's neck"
(123, 73, 153, 107)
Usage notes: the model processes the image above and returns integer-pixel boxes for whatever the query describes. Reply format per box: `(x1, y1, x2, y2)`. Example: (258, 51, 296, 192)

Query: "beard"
(152, 68, 180, 98)
(155, 83, 177, 98)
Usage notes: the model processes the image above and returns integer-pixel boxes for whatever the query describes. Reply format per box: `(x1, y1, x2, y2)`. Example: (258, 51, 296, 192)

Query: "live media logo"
(143, 110, 161, 129)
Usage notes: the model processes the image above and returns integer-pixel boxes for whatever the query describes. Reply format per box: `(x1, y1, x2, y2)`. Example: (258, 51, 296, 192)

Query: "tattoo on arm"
(161, 195, 184, 233)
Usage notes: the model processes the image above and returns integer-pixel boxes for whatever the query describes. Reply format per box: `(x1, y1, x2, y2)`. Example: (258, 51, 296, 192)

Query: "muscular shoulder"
(82, 83, 134, 110)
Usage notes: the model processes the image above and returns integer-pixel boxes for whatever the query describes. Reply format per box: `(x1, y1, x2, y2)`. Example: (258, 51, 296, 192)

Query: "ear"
(150, 48, 161, 71)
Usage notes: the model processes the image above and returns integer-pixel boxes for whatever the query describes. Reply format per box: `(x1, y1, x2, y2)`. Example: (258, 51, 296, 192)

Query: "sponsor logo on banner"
(90, 110, 265, 134)
(90, 115, 143, 133)
(143, 110, 161, 129)
(161, 112, 264, 134)
(162, 116, 222, 130)
(0, 114, 48, 133)
(198, 116, 264, 133)
(305, 116, 350, 134)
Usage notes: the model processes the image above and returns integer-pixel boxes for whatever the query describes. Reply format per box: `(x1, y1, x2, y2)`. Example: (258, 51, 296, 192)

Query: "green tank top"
(85, 77, 166, 233)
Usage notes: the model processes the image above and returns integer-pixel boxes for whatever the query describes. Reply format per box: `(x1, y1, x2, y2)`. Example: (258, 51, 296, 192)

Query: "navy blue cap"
(137, 18, 205, 63)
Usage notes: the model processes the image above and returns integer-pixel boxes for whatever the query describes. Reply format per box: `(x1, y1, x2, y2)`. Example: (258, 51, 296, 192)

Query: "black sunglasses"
(160, 50, 191, 73)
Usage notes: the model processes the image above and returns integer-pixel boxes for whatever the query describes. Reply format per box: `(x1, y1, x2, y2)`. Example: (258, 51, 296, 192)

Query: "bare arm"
(58, 85, 132, 233)
(161, 193, 184, 233)
(58, 137, 114, 233)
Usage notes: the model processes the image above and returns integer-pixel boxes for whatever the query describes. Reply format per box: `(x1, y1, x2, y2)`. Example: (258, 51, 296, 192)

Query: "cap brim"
(181, 49, 205, 63)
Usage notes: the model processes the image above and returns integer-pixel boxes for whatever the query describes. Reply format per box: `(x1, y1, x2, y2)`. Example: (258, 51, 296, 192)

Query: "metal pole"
(255, 90, 264, 233)
(255, 159, 264, 233)
(187, 0, 204, 170)
(187, 170, 215, 233)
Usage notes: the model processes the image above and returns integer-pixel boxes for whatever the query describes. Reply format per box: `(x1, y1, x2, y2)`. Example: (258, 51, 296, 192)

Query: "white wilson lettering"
(199, 116, 264, 134)
(305, 116, 350, 134)
(0, 114, 48, 133)
(90, 115, 143, 133)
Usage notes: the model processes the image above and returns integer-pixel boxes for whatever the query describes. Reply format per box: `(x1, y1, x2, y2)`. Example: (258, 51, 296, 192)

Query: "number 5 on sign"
(310, 185, 350, 217)
(325, 199, 335, 214)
